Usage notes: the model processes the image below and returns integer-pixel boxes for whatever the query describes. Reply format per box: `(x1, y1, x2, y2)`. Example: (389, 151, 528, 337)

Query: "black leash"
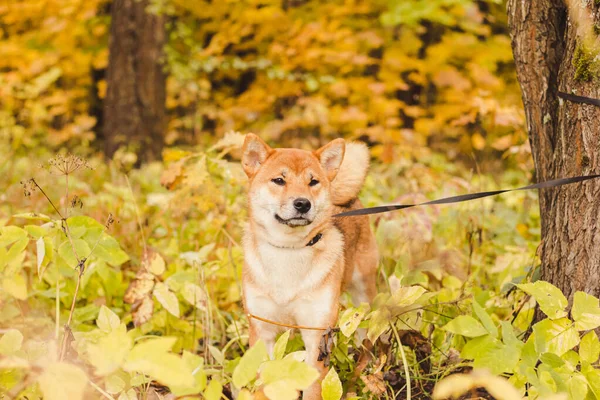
(558, 92, 600, 107)
(334, 174, 600, 217)
(335, 91, 600, 218)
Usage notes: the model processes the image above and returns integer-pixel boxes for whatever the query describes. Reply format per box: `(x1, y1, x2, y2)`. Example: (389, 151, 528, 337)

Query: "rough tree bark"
(508, 0, 600, 301)
(103, 0, 166, 162)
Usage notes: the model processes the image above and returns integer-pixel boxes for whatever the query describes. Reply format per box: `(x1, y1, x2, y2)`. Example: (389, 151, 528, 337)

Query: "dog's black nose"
(293, 198, 311, 213)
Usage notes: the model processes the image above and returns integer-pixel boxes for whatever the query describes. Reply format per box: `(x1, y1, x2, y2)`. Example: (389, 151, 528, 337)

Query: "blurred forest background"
(2, 0, 599, 399)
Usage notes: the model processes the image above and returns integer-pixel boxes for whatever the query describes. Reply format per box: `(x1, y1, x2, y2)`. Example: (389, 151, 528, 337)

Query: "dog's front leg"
(248, 318, 278, 357)
(300, 329, 329, 400)
(244, 285, 281, 357)
(296, 288, 339, 400)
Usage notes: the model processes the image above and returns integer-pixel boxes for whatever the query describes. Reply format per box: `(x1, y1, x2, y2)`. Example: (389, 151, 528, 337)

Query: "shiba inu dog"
(241, 134, 378, 399)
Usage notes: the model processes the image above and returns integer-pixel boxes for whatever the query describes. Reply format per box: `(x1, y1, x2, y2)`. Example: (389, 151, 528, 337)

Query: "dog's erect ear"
(315, 138, 345, 181)
(242, 133, 272, 177)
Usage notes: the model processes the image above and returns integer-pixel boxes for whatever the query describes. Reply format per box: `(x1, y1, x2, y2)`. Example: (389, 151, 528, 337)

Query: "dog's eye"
(309, 179, 319, 187)
(271, 178, 286, 186)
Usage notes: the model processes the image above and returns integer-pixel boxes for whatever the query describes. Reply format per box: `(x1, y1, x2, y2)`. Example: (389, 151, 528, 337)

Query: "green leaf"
(67, 216, 104, 236)
(443, 316, 488, 338)
(232, 340, 268, 388)
(25, 224, 47, 239)
(87, 324, 132, 375)
(13, 212, 52, 222)
(58, 239, 90, 267)
(580, 331, 600, 364)
(97, 305, 120, 333)
(237, 389, 253, 400)
(181, 282, 207, 310)
(517, 281, 568, 319)
(533, 318, 580, 356)
(562, 350, 580, 371)
(321, 367, 343, 400)
(170, 351, 207, 396)
(0, 226, 27, 247)
(572, 291, 600, 330)
(0, 329, 23, 355)
(584, 364, 600, 399)
(479, 344, 521, 374)
(104, 373, 126, 394)
(261, 358, 319, 387)
(520, 335, 539, 368)
(461, 334, 520, 374)
(273, 330, 291, 360)
(500, 321, 522, 349)
(38, 362, 88, 400)
(339, 303, 370, 337)
(3, 274, 28, 300)
(36, 237, 45, 276)
(118, 389, 138, 400)
(153, 282, 180, 318)
(264, 380, 300, 400)
(6, 238, 29, 266)
(92, 234, 129, 266)
(367, 308, 391, 343)
(388, 286, 427, 307)
(461, 335, 496, 361)
(261, 358, 319, 398)
(539, 352, 565, 368)
(148, 252, 166, 275)
(473, 301, 498, 337)
(208, 345, 225, 365)
(567, 374, 588, 400)
(203, 379, 223, 400)
(124, 337, 194, 388)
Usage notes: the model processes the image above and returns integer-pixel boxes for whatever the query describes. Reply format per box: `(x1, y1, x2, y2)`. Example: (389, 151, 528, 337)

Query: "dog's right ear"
(242, 133, 272, 177)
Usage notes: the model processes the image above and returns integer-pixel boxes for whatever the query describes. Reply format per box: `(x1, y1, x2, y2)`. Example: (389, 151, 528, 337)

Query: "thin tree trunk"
(508, 0, 600, 303)
(103, 0, 166, 162)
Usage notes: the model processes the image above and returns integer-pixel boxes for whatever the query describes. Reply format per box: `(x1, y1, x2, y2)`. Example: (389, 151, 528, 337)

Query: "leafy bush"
(1, 0, 595, 399)
(1, 134, 598, 399)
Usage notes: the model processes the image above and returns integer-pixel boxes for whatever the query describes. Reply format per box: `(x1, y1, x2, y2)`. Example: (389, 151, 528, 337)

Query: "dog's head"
(242, 134, 345, 238)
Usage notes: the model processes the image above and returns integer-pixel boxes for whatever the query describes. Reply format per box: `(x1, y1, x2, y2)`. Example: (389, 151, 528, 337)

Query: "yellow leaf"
(38, 362, 88, 400)
(3, 274, 27, 300)
(471, 133, 486, 150)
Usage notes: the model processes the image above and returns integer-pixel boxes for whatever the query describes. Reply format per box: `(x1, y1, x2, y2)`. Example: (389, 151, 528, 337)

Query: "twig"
(89, 379, 116, 400)
(29, 179, 63, 218)
(125, 174, 147, 254)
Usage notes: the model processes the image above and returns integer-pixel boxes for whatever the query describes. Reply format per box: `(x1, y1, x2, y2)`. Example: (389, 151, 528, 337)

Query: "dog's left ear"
(242, 133, 273, 178)
(315, 138, 345, 180)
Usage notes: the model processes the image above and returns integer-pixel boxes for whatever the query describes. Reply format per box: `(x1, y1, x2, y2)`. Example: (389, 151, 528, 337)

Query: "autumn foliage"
(2, 1, 599, 400)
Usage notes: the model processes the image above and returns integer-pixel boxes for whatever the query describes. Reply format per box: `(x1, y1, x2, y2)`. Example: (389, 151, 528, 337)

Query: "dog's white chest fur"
(243, 228, 343, 309)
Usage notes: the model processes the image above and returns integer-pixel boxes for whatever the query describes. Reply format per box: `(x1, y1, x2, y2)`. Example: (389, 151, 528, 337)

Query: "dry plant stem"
(391, 322, 411, 400)
(192, 261, 198, 353)
(200, 265, 211, 362)
(89, 379, 116, 400)
(59, 213, 112, 361)
(30, 177, 84, 360)
(6, 373, 33, 399)
(30, 179, 62, 218)
(125, 174, 147, 253)
(59, 266, 82, 360)
(55, 274, 60, 339)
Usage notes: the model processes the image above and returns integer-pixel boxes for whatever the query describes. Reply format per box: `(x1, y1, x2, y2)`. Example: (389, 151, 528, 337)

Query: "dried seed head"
(105, 213, 115, 229)
(20, 178, 36, 197)
(70, 195, 83, 209)
(44, 154, 92, 175)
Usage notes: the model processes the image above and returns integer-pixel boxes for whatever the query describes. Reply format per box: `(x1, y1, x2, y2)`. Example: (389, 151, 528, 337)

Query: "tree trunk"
(103, 0, 166, 162)
(508, 0, 600, 302)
